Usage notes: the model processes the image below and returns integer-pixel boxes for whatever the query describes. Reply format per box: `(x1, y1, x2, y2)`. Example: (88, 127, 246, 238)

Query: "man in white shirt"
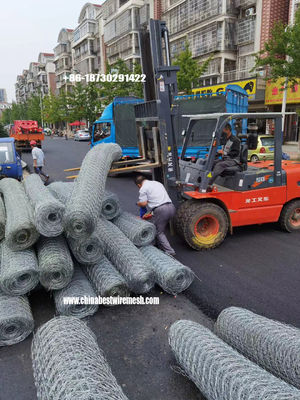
(135, 175, 176, 256)
(30, 140, 49, 182)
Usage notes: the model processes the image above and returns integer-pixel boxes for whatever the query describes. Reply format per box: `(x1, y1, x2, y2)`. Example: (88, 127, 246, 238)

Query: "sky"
(0, 0, 103, 102)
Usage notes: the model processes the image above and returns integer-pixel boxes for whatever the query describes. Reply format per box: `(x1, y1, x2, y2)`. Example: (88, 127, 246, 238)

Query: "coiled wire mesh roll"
(169, 320, 300, 400)
(112, 211, 155, 246)
(31, 316, 130, 400)
(215, 306, 300, 390)
(36, 236, 74, 290)
(102, 191, 121, 220)
(84, 255, 130, 299)
(139, 246, 194, 294)
(54, 266, 98, 318)
(0, 178, 39, 250)
(96, 218, 155, 294)
(67, 235, 104, 265)
(0, 196, 5, 241)
(0, 242, 39, 295)
(0, 291, 34, 346)
(24, 174, 65, 237)
(63, 143, 122, 240)
(49, 181, 121, 220)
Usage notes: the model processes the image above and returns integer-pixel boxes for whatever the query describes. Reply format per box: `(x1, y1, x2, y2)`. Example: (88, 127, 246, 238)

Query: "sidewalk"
(283, 142, 300, 160)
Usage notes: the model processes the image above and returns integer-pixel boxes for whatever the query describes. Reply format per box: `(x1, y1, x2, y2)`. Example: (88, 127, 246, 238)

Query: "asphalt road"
(4, 136, 299, 400)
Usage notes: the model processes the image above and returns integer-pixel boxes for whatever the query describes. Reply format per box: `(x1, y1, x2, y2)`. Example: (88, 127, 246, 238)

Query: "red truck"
(10, 120, 44, 151)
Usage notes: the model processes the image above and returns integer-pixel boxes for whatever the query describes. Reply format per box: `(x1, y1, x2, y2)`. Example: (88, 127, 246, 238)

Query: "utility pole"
(281, 0, 296, 132)
(40, 92, 44, 127)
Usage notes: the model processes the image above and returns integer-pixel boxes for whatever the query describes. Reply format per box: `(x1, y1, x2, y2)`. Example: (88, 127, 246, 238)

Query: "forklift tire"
(178, 202, 229, 250)
(174, 200, 196, 237)
(279, 200, 300, 232)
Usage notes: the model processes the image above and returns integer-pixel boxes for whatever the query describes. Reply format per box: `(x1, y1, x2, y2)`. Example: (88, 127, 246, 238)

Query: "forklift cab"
(179, 113, 285, 193)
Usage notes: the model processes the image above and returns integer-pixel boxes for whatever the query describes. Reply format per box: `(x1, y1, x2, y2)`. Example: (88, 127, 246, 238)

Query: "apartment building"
(72, 3, 102, 76)
(0, 89, 7, 103)
(101, 0, 161, 69)
(15, 70, 29, 103)
(54, 28, 74, 94)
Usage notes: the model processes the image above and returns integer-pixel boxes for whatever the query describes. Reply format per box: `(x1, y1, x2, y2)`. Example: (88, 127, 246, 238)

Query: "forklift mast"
(139, 19, 180, 188)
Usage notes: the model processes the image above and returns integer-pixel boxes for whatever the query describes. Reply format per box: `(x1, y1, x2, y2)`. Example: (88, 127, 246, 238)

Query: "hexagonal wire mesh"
(54, 266, 98, 318)
(0, 242, 39, 295)
(31, 316, 130, 400)
(63, 143, 122, 240)
(0, 178, 39, 250)
(36, 235, 74, 290)
(0, 195, 5, 241)
(169, 320, 300, 400)
(0, 291, 34, 346)
(23, 174, 65, 237)
(139, 245, 194, 294)
(67, 234, 104, 265)
(112, 211, 155, 246)
(215, 307, 300, 390)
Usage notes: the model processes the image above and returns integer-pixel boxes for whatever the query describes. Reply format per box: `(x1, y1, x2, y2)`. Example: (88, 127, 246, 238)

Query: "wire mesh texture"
(23, 174, 65, 237)
(112, 211, 156, 246)
(102, 191, 121, 220)
(67, 234, 104, 265)
(96, 218, 155, 294)
(0, 195, 5, 241)
(49, 181, 121, 220)
(36, 236, 74, 290)
(63, 143, 122, 240)
(0, 242, 39, 296)
(54, 266, 98, 318)
(168, 320, 300, 400)
(139, 246, 194, 295)
(0, 291, 34, 346)
(215, 306, 300, 390)
(31, 316, 130, 400)
(0, 178, 39, 250)
(83, 255, 130, 299)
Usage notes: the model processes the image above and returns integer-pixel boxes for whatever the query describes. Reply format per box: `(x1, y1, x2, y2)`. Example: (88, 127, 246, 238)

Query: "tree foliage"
(173, 41, 212, 93)
(0, 122, 8, 137)
(254, 8, 300, 85)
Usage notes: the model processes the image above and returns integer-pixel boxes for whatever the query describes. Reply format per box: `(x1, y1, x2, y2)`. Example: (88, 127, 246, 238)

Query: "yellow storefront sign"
(265, 79, 300, 105)
(192, 78, 257, 100)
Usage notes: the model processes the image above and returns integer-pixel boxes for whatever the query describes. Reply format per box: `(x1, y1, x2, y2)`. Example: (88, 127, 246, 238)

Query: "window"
(260, 137, 274, 147)
(0, 143, 14, 163)
(93, 123, 111, 142)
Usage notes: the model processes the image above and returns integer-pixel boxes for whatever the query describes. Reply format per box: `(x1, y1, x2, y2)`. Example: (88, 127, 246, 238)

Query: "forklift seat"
(220, 144, 248, 176)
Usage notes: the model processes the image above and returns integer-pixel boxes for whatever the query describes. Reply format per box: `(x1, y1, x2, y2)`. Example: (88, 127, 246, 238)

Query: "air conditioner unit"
(245, 7, 255, 17)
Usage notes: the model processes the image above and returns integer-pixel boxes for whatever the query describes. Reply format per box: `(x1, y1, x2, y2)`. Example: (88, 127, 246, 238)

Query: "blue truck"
(0, 138, 23, 180)
(91, 85, 248, 159)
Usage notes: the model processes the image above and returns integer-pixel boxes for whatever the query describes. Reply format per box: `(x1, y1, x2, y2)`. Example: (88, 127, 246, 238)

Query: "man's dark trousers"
(208, 159, 238, 186)
(153, 203, 176, 254)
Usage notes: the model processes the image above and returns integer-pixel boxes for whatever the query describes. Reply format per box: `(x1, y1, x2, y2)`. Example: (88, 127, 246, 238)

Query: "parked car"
(0, 138, 23, 180)
(74, 129, 91, 141)
(248, 135, 274, 162)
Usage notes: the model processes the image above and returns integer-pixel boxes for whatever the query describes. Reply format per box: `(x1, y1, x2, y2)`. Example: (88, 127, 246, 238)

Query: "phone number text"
(64, 74, 146, 83)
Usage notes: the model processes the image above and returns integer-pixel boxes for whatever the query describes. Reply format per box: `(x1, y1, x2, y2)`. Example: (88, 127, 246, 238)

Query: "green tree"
(27, 95, 42, 124)
(1, 108, 13, 125)
(42, 93, 61, 125)
(173, 41, 212, 93)
(67, 82, 87, 122)
(0, 122, 8, 137)
(254, 8, 300, 85)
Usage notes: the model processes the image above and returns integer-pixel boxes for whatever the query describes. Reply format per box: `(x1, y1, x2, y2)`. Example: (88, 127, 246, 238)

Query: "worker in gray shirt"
(135, 175, 176, 256)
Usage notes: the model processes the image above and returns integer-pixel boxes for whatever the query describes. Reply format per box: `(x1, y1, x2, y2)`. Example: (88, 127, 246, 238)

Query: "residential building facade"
(54, 28, 74, 94)
(0, 89, 7, 103)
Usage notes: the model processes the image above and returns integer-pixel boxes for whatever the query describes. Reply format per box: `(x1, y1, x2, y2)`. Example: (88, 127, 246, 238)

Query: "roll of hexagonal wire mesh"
(112, 211, 155, 246)
(36, 235, 74, 290)
(214, 306, 300, 390)
(83, 255, 130, 299)
(23, 174, 65, 237)
(0, 178, 39, 250)
(0, 196, 5, 241)
(67, 234, 104, 265)
(63, 143, 122, 240)
(31, 316, 129, 400)
(48, 181, 74, 203)
(0, 291, 34, 346)
(168, 320, 300, 400)
(102, 191, 121, 220)
(54, 266, 98, 318)
(96, 218, 155, 294)
(139, 246, 194, 295)
(0, 242, 39, 295)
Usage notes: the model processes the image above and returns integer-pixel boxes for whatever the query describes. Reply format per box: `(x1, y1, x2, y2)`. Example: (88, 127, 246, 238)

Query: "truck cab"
(0, 138, 23, 180)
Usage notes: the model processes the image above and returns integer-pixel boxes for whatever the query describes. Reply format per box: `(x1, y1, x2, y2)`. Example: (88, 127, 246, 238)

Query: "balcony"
(54, 44, 69, 58)
(235, 0, 256, 8)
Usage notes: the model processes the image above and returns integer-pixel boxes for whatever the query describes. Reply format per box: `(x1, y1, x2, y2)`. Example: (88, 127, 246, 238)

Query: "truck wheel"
(179, 202, 229, 250)
(279, 200, 300, 232)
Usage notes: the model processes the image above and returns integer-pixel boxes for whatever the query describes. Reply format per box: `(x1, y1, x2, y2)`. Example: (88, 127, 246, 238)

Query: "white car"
(74, 129, 91, 141)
